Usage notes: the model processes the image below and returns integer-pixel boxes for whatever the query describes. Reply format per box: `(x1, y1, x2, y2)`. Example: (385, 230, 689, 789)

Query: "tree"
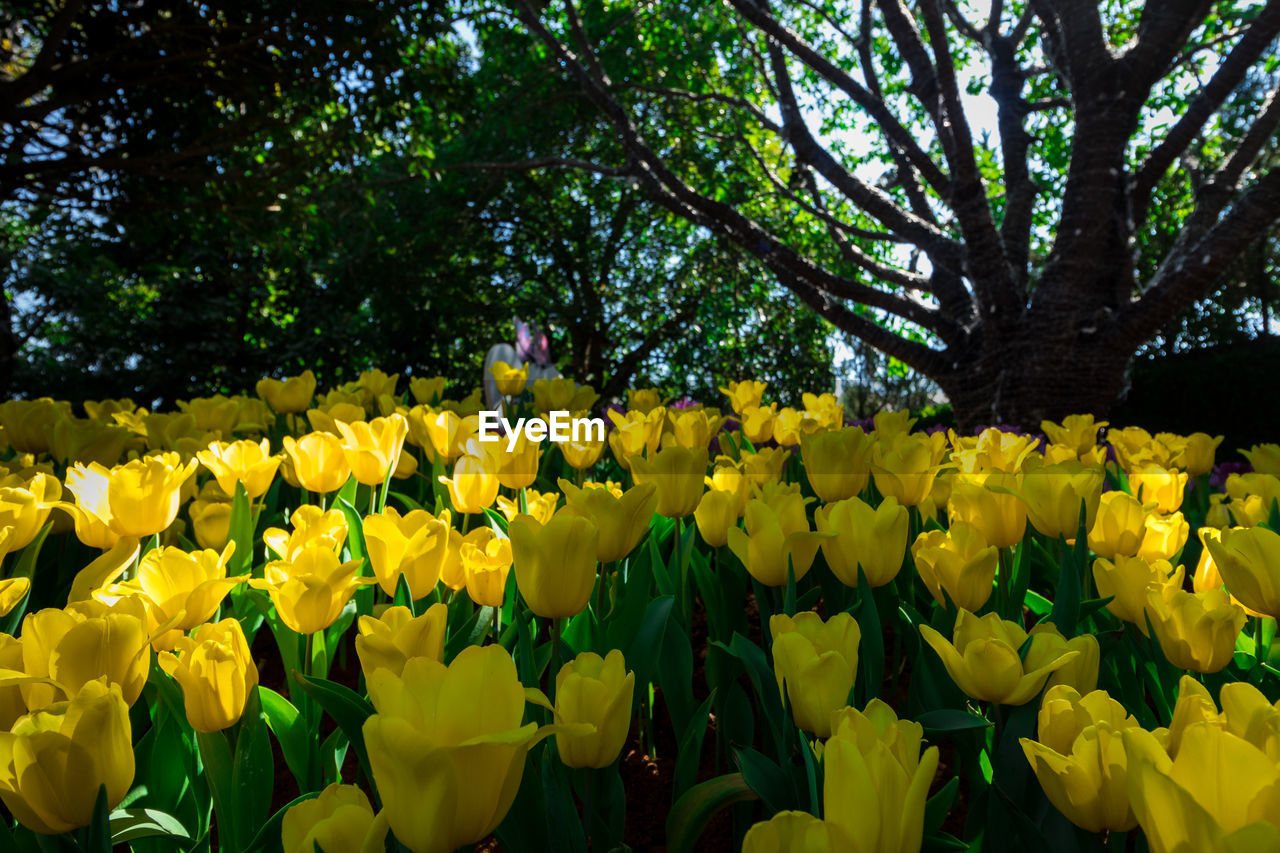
(472, 0, 1280, 426)
(0, 0, 416, 394)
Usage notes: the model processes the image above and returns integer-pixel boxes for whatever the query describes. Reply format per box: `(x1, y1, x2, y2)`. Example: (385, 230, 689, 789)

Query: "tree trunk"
(938, 331, 1132, 431)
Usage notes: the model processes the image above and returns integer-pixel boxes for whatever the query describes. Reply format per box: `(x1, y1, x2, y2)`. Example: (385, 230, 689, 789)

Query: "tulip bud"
(947, 471, 1026, 548)
(460, 528, 513, 608)
(1020, 461, 1104, 541)
(336, 415, 408, 486)
(553, 650, 635, 768)
(281, 783, 385, 853)
(355, 603, 448, 680)
(488, 361, 529, 396)
(870, 432, 948, 507)
(693, 489, 741, 548)
(1137, 511, 1189, 563)
(1087, 491, 1148, 559)
(912, 524, 998, 612)
(438, 446, 500, 514)
(1020, 685, 1139, 832)
(196, 438, 281, 500)
(728, 498, 830, 587)
(743, 811, 849, 852)
(511, 511, 599, 619)
(362, 646, 539, 852)
(769, 612, 860, 737)
(1092, 555, 1185, 631)
(627, 446, 707, 518)
(0, 680, 134, 835)
(1145, 587, 1245, 673)
(256, 370, 317, 414)
(281, 432, 351, 494)
(800, 427, 874, 502)
(158, 618, 258, 732)
(815, 495, 908, 588)
(823, 698, 938, 853)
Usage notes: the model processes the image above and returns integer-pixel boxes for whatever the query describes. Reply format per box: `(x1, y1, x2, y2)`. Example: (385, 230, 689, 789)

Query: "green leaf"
(259, 687, 311, 789)
(244, 792, 320, 853)
(195, 730, 235, 849)
(673, 690, 717, 799)
(9, 520, 52, 581)
(292, 674, 376, 788)
(665, 773, 757, 853)
(732, 747, 797, 812)
(915, 709, 993, 733)
(84, 784, 112, 853)
(109, 808, 191, 845)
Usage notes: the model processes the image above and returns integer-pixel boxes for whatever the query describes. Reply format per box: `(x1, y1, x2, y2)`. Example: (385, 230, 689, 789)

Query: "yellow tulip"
(947, 471, 1026, 548)
(1243, 443, 1280, 477)
(1092, 554, 1184, 631)
(606, 408, 663, 469)
(1206, 525, 1280, 619)
(950, 427, 1040, 474)
(769, 612, 860, 736)
(693, 489, 741, 548)
(355, 603, 448, 680)
(0, 680, 134, 835)
(770, 407, 820, 447)
(628, 447, 707, 518)
(1020, 460, 1104, 541)
(1179, 433, 1223, 477)
(743, 811, 849, 852)
(800, 427, 873, 502)
(552, 650, 634, 768)
(727, 497, 829, 587)
(558, 434, 606, 470)
(627, 388, 664, 414)
(1041, 415, 1107, 457)
(1124, 722, 1280, 853)
(510, 511, 598, 618)
(802, 392, 843, 430)
(823, 698, 939, 853)
(21, 598, 151, 709)
(815, 495, 908, 588)
(1225, 472, 1280, 527)
(460, 529, 514, 608)
(105, 543, 246, 649)
(739, 447, 788, 486)
(188, 483, 232, 550)
(415, 409, 478, 461)
(63, 453, 197, 542)
(1145, 586, 1245, 673)
(281, 432, 351, 494)
(919, 610, 1079, 706)
(335, 415, 408, 486)
(438, 447, 500, 514)
(559, 479, 657, 562)
(719, 380, 767, 415)
(281, 782, 386, 853)
(408, 376, 447, 405)
(0, 472, 57, 558)
(362, 645, 539, 853)
(1031, 624, 1101, 694)
(494, 433, 541, 490)
(263, 505, 348, 562)
(497, 489, 558, 526)
(911, 524, 998, 611)
(251, 543, 373, 634)
(157, 618, 257, 733)
(871, 431, 948, 507)
(1087, 491, 1149, 559)
(739, 404, 777, 445)
(531, 378, 598, 414)
(666, 409, 725, 450)
(362, 507, 449, 598)
(488, 361, 529, 396)
(256, 371, 317, 414)
(49, 417, 133, 467)
(1129, 464, 1189, 514)
(0, 399, 71, 454)
(1137, 511, 1189, 562)
(0, 634, 24, 731)
(1019, 685, 1139, 832)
